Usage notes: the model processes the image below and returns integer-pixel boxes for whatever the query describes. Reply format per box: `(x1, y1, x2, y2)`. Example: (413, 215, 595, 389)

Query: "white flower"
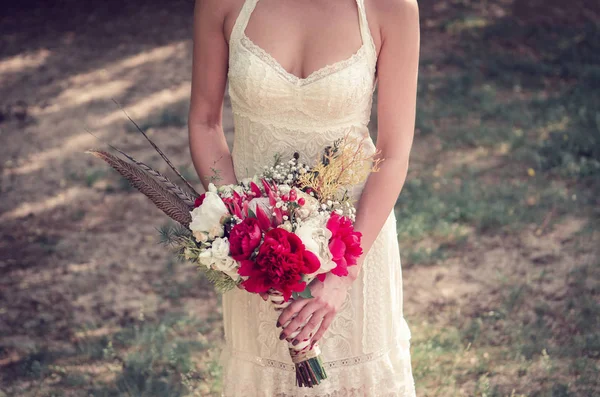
(278, 221, 293, 232)
(211, 237, 230, 258)
(208, 224, 224, 240)
(278, 185, 291, 195)
(198, 238, 240, 281)
(294, 215, 336, 277)
(198, 248, 212, 266)
(248, 197, 271, 215)
(208, 183, 218, 193)
(189, 191, 229, 242)
(295, 191, 319, 219)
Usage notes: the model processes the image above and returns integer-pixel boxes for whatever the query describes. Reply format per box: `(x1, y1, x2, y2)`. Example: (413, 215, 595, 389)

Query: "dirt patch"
(1, 1, 597, 395)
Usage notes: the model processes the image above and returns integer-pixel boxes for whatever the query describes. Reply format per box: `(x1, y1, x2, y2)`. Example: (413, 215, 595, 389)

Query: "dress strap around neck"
(230, 0, 260, 44)
(355, 0, 377, 57)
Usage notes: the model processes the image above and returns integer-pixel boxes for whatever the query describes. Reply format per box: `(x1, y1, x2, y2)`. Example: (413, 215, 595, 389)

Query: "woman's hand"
(276, 275, 354, 346)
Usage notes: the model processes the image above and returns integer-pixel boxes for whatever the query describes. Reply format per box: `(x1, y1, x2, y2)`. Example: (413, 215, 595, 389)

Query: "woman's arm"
(277, 0, 420, 345)
(189, 0, 237, 190)
(346, 0, 420, 282)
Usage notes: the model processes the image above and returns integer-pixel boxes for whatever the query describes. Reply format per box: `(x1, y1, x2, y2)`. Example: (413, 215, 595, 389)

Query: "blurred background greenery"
(0, 0, 598, 396)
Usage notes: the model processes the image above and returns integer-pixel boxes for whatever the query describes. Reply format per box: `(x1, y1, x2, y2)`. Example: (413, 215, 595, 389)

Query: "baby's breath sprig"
(259, 152, 310, 187)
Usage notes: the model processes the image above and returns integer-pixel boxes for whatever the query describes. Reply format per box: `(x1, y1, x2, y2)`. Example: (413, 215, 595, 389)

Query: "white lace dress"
(220, 0, 416, 395)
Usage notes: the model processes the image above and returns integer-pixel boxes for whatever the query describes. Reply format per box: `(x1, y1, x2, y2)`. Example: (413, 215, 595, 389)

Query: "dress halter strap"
(355, 0, 377, 57)
(230, 0, 259, 45)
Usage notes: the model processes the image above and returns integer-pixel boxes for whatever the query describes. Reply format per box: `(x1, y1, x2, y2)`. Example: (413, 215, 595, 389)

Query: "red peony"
(229, 218, 263, 261)
(194, 193, 206, 208)
(326, 213, 363, 277)
(238, 228, 320, 301)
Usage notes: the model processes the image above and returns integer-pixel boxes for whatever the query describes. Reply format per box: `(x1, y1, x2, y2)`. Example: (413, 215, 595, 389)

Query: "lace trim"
(220, 340, 416, 397)
(240, 34, 368, 87)
(226, 339, 404, 372)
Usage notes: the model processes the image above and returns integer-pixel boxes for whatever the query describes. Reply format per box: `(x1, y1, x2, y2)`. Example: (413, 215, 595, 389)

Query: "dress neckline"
(240, 33, 367, 87)
(236, 0, 372, 87)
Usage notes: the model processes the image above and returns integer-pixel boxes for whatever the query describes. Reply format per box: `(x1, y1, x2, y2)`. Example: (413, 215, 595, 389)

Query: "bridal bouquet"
(87, 123, 380, 387)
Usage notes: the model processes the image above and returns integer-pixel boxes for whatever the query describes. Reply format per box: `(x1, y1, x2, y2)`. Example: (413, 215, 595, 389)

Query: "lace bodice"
(221, 1, 416, 395)
(228, 0, 378, 180)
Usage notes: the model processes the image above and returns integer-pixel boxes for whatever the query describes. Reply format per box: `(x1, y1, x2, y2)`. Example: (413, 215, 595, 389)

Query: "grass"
(401, 5, 599, 396)
(5, 313, 224, 397)
(2, 254, 225, 397)
(3, 3, 598, 397)
(408, 259, 599, 396)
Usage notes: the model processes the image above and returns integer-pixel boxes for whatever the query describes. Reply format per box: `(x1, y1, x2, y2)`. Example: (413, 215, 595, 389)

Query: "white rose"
(208, 224, 224, 240)
(198, 249, 213, 268)
(189, 191, 229, 242)
(213, 256, 240, 281)
(295, 191, 319, 220)
(210, 237, 230, 258)
(210, 238, 240, 281)
(278, 221, 293, 232)
(197, 238, 240, 281)
(294, 216, 336, 277)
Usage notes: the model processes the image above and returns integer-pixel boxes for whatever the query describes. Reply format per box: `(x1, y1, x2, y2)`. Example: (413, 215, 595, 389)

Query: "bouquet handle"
(267, 289, 328, 387)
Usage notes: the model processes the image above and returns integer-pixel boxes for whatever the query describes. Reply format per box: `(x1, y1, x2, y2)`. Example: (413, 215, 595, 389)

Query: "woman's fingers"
(276, 298, 310, 328)
(279, 301, 319, 340)
(311, 312, 335, 346)
(290, 308, 326, 345)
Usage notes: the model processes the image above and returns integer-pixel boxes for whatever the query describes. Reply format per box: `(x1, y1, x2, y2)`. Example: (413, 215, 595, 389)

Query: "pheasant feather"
(85, 129, 196, 206)
(113, 100, 201, 197)
(87, 150, 192, 226)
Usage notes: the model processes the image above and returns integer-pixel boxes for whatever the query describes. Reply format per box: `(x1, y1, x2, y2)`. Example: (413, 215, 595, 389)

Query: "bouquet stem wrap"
(268, 289, 328, 387)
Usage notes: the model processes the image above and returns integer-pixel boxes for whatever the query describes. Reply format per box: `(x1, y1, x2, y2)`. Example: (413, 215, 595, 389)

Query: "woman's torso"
(226, 0, 380, 188)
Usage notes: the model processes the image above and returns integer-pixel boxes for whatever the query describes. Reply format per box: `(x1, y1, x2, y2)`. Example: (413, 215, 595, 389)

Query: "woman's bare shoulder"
(368, 0, 419, 25)
(194, 0, 246, 41)
(195, 0, 242, 12)
(369, 0, 418, 13)
(365, 0, 418, 55)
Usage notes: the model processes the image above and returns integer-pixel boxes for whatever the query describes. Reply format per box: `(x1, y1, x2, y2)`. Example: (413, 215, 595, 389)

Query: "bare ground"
(0, 1, 597, 396)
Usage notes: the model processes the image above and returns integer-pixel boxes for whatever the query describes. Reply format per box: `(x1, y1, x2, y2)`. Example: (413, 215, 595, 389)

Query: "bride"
(187, 0, 420, 395)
